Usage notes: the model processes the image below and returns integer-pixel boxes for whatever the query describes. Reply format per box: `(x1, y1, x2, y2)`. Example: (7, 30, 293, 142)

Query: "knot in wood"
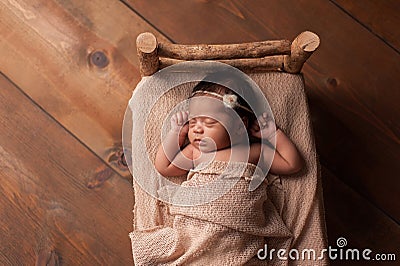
(327, 77, 338, 87)
(90, 50, 109, 68)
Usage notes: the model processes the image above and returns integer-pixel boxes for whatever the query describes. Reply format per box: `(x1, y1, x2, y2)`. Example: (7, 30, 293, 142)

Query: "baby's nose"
(193, 124, 203, 133)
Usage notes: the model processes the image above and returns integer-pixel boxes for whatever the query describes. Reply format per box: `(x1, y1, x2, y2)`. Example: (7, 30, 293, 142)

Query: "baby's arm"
(155, 111, 194, 177)
(250, 113, 304, 175)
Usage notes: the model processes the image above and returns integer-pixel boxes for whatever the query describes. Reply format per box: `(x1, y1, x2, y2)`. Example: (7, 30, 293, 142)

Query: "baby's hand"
(250, 112, 276, 140)
(170, 111, 189, 137)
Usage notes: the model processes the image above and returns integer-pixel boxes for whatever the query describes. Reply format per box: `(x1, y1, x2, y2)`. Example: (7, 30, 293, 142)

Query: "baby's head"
(187, 73, 256, 151)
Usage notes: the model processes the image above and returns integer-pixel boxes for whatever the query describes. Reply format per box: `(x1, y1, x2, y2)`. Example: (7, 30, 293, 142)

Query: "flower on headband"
(222, 94, 238, 109)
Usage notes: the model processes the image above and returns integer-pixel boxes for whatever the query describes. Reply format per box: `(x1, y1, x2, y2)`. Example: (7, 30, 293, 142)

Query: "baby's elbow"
(155, 164, 179, 177)
(156, 168, 170, 177)
(289, 165, 303, 175)
(288, 158, 304, 174)
(271, 159, 304, 175)
(155, 163, 167, 177)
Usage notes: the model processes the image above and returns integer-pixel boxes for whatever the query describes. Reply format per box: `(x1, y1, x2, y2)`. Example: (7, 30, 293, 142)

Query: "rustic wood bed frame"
(136, 31, 320, 76)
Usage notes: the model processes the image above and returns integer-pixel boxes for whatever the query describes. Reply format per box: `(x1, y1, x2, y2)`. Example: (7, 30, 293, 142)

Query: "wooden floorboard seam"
(323, 165, 400, 227)
(0, 71, 129, 184)
(329, 0, 400, 54)
(316, 154, 400, 227)
(119, 0, 175, 44)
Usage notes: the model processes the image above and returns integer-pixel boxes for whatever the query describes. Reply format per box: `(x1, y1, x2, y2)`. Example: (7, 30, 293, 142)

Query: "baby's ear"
(241, 116, 249, 128)
(234, 116, 249, 136)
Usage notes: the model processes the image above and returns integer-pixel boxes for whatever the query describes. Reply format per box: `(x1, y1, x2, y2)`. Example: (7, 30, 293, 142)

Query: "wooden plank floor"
(1, 0, 399, 265)
(0, 0, 170, 179)
(0, 73, 133, 264)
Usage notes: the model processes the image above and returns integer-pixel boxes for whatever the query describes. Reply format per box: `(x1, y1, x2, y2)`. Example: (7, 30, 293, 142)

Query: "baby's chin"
(193, 143, 215, 153)
(192, 140, 230, 153)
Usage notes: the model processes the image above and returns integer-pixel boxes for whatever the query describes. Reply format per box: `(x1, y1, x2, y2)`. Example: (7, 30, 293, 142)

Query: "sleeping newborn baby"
(131, 74, 303, 265)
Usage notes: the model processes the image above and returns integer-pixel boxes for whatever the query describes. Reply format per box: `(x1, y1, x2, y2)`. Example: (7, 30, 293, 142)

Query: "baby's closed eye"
(188, 119, 197, 126)
(204, 118, 217, 125)
(189, 117, 218, 126)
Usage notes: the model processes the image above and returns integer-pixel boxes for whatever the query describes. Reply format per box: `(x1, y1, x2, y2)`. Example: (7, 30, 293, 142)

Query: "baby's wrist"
(170, 127, 187, 140)
(265, 127, 280, 141)
(170, 127, 181, 134)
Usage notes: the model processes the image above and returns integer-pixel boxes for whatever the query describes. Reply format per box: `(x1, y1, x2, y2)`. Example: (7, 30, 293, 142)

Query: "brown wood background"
(1, 0, 399, 265)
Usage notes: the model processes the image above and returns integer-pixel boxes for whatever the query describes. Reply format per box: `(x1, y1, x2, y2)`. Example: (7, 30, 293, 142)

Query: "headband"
(190, 90, 253, 113)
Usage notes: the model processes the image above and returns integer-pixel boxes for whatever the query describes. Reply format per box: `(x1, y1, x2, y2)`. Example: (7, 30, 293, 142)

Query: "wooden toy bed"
(127, 31, 328, 265)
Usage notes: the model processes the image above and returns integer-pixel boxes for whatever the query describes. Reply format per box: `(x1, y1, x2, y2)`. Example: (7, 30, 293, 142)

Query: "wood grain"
(0, 73, 133, 264)
(323, 167, 400, 265)
(158, 39, 291, 59)
(136, 32, 159, 76)
(333, 0, 400, 53)
(145, 31, 319, 74)
(159, 56, 285, 73)
(0, 0, 170, 179)
(125, 0, 400, 223)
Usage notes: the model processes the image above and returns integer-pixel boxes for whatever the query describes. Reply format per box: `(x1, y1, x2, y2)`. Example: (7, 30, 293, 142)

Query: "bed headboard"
(136, 31, 320, 76)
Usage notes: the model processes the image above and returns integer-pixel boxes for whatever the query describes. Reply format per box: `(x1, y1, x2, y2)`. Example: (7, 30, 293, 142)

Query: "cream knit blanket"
(131, 161, 292, 265)
(128, 71, 329, 265)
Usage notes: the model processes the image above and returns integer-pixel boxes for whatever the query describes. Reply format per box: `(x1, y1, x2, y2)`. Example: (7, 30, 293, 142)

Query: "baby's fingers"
(258, 112, 274, 127)
(182, 110, 189, 122)
(257, 115, 267, 128)
(175, 111, 188, 126)
(176, 112, 183, 126)
(263, 112, 274, 122)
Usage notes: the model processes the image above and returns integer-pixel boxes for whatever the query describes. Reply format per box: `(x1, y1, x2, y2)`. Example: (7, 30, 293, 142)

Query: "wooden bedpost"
(283, 31, 320, 73)
(136, 32, 159, 76)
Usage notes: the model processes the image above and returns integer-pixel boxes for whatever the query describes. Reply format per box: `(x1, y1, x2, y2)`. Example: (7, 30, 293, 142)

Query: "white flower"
(222, 94, 238, 109)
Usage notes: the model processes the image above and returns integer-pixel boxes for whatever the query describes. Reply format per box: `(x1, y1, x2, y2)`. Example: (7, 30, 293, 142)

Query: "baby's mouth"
(194, 138, 206, 145)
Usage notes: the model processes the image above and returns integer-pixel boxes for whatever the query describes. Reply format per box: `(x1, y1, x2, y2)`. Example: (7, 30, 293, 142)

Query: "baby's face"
(188, 96, 233, 152)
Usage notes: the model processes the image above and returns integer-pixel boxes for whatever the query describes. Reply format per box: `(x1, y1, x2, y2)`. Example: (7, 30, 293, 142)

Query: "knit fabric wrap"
(128, 72, 329, 265)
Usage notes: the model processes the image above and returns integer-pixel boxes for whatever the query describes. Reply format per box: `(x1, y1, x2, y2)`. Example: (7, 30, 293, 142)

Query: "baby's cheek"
(200, 138, 217, 151)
